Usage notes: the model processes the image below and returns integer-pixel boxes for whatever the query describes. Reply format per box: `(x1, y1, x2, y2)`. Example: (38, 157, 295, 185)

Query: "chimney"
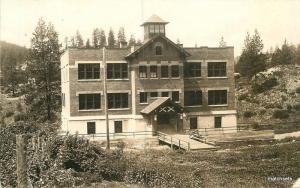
(120, 41, 128, 48)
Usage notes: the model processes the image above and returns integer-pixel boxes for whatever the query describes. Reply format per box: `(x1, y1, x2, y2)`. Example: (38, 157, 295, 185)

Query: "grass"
(122, 139, 300, 188)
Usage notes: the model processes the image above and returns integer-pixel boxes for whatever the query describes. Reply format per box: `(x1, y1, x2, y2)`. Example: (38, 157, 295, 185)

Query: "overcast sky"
(1, 0, 300, 56)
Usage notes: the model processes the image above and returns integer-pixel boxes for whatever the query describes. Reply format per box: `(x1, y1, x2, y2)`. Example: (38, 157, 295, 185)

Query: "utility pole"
(16, 135, 29, 188)
(103, 47, 110, 150)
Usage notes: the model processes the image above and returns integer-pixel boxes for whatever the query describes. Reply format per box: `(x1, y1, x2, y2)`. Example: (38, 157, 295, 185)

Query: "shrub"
(273, 110, 289, 119)
(252, 77, 278, 93)
(5, 111, 14, 117)
(243, 111, 256, 118)
(296, 86, 300, 94)
(251, 122, 259, 130)
(294, 103, 300, 111)
(14, 113, 27, 122)
(286, 104, 293, 112)
(238, 93, 248, 101)
(259, 109, 266, 115)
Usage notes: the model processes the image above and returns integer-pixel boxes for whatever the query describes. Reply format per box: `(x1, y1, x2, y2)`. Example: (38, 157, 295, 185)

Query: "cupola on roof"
(141, 14, 169, 26)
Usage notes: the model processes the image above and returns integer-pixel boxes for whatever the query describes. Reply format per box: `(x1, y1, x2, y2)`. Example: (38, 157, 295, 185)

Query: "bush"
(294, 103, 300, 111)
(273, 110, 289, 119)
(296, 87, 300, 94)
(5, 111, 14, 117)
(252, 77, 278, 93)
(243, 111, 256, 118)
(14, 113, 27, 122)
(238, 93, 248, 101)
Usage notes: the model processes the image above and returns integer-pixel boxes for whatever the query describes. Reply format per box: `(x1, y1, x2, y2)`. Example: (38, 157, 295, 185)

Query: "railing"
(184, 125, 249, 137)
(64, 131, 155, 140)
(157, 131, 190, 151)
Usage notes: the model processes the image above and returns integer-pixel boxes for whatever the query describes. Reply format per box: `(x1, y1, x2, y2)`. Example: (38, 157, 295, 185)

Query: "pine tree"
(236, 29, 266, 78)
(107, 28, 116, 48)
(85, 39, 91, 48)
(25, 18, 61, 122)
(136, 39, 142, 46)
(219, 36, 227, 47)
(117, 27, 126, 47)
(99, 29, 107, 48)
(75, 30, 84, 48)
(128, 34, 136, 47)
(92, 28, 100, 48)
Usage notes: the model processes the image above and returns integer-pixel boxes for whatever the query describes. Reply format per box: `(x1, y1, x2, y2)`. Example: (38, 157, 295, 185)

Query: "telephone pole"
(103, 47, 110, 150)
(16, 135, 29, 188)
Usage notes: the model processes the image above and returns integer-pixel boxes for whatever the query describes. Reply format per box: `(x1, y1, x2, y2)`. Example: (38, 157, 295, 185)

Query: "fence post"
(16, 135, 29, 188)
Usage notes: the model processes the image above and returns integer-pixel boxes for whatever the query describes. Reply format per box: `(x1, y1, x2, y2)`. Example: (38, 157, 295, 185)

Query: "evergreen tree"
(25, 18, 61, 122)
(107, 28, 116, 48)
(236, 29, 266, 78)
(219, 36, 227, 47)
(117, 27, 126, 47)
(75, 30, 84, 48)
(271, 40, 296, 65)
(92, 28, 100, 48)
(70, 36, 76, 47)
(128, 34, 136, 47)
(85, 39, 91, 48)
(296, 44, 300, 65)
(99, 29, 107, 48)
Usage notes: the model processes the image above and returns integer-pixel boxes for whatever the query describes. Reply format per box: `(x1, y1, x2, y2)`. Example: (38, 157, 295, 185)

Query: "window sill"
(139, 103, 149, 105)
(107, 79, 129, 81)
(78, 79, 101, 82)
(184, 105, 203, 107)
(208, 104, 228, 107)
(207, 77, 228, 79)
(79, 109, 102, 112)
(108, 108, 130, 111)
(149, 77, 159, 79)
(184, 77, 202, 79)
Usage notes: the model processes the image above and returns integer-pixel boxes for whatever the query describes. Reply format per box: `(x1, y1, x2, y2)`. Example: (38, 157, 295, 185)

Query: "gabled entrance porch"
(140, 97, 184, 134)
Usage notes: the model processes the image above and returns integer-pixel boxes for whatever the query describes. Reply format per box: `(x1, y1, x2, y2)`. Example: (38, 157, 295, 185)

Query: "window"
(139, 66, 147, 78)
(171, 65, 179, 77)
(150, 65, 157, 78)
(154, 25, 160, 33)
(87, 122, 96, 134)
(161, 92, 169, 97)
(185, 63, 201, 77)
(159, 25, 165, 33)
(78, 64, 100, 80)
(208, 90, 227, 105)
(190, 117, 198, 129)
(140, 92, 148, 103)
(171, 91, 179, 102)
(214, 117, 222, 128)
(114, 121, 123, 133)
(150, 92, 158, 98)
(79, 94, 101, 110)
(161, 65, 169, 78)
(184, 90, 202, 106)
(108, 93, 128, 109)
(155, 46, 162, 55)
(150, 25, 155, 33)
(107, 63, 128, 79)
(208, 62, 226, 77)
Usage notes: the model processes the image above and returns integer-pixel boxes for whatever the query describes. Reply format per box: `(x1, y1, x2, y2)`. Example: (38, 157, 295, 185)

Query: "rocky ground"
(236, 65, 300, 126)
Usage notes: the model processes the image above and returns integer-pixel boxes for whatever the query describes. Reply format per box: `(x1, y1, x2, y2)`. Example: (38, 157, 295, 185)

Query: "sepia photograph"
(0, 0, 300, 187)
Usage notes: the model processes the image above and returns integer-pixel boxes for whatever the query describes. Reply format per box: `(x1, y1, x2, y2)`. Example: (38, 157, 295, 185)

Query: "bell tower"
(141, 15, 169, 41)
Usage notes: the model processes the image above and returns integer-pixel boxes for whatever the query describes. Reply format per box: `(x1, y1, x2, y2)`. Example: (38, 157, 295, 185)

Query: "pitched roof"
(125, 35, 191, 59)
(140, 97, 170, 115)
(140, 97, 184, 115)
(141, 15, 169, 26)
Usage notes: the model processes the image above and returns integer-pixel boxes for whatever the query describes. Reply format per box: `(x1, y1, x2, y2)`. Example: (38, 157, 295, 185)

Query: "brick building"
(60, 15, 237, 138)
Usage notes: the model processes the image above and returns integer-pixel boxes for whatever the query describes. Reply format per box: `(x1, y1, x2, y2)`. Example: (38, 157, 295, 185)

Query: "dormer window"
(155, 45, 162, 55)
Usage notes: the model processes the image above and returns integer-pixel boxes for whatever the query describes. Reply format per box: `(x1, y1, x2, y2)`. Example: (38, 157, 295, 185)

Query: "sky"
(1, 0, 300, 56)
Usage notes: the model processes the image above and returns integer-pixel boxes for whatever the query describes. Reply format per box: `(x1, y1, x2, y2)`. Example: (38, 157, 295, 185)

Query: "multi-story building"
(61, 15, 237, 137)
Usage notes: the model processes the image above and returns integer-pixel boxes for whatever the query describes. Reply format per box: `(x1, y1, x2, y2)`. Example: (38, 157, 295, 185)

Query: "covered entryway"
(141, 97, 184, 134)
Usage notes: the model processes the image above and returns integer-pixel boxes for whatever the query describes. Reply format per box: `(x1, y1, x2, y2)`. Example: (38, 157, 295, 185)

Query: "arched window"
(155, 45, 162, 55)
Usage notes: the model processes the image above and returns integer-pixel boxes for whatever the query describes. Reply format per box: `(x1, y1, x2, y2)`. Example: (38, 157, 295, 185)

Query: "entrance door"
(190, 117, 198, 129)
